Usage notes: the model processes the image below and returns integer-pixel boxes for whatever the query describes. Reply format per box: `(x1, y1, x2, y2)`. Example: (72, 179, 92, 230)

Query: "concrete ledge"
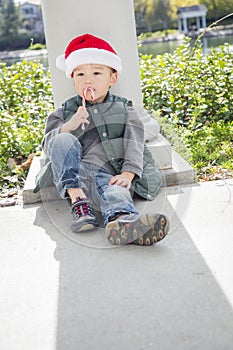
(143, 117, 160, 141)
(23, 156, 60, 205)
(147, 134, 172, 170)
(162, 150, 196, 186)
(23, 150, 196, 204)
(138, 107, 160, 141)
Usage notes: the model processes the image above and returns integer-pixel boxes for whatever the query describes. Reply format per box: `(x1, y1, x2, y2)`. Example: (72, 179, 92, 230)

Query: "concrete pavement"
(0, 180, 233, 350)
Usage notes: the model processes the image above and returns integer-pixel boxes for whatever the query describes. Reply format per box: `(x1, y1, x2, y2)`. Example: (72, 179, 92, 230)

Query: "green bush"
(139, 29, 179, 41)
(139, 38, 233, 174)
(0, 33, 45, 51)
(29, 43, 46, 51)
(0, 60, 54, 185)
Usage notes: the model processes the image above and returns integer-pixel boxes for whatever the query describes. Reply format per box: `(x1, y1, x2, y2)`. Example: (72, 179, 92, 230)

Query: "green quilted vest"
(62, 93, 162, 200)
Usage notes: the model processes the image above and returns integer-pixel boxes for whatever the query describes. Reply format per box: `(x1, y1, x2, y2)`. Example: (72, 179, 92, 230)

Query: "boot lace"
(72, 197, 95, 219)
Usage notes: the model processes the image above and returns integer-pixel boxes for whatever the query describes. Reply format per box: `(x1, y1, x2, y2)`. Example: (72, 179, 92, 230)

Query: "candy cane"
(81, 87, 95, 130)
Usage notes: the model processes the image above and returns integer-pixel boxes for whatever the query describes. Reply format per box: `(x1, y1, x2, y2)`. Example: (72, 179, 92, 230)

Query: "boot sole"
(71, 222, 97, 233)
(105, 213, 169, 246)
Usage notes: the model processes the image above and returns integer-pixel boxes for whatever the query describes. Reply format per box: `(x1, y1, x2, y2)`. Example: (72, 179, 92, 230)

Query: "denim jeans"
(47, 133, 138, 225)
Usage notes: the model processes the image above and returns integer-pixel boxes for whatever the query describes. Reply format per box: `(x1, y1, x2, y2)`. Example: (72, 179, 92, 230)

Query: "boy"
(35, 33, 169, 246)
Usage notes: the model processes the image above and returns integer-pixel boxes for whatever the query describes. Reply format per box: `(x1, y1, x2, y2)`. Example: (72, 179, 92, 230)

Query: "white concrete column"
(202, 15, 207, 28)
(196, 17, 200, 31)
(178, 18, 182, 32)
(41, 0, 143, 108)
(183, 17, 188, 34)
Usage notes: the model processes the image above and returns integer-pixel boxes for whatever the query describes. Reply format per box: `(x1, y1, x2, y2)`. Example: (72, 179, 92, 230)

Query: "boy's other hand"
(109, 172, 135, 189)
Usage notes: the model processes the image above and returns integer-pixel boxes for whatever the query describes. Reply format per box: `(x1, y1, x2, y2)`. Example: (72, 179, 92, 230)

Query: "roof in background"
(14, 0, 41, 5)
(177, 5, 207, 13)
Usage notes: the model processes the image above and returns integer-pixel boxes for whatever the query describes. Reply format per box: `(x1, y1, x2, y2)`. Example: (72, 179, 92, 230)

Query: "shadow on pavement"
(32, 186, 233, 350)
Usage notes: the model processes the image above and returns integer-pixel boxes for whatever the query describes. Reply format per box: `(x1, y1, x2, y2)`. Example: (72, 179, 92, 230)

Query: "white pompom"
(56, 54, 66, 71)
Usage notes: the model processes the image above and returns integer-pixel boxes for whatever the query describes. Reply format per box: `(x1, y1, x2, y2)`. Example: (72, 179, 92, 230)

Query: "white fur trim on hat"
(56, 47, 122, 79)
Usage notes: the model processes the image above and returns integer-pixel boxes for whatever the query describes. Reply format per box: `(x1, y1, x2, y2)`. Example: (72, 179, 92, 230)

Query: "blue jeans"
(47, 133, 138, 225)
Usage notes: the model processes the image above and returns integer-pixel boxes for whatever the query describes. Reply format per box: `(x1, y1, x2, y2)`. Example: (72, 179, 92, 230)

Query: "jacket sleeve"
(42, 108, 64, 154)
(122, 105, 145, 179)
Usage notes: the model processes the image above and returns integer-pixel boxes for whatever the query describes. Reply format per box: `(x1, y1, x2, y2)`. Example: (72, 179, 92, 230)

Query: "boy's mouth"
(83, 87, 95, 101)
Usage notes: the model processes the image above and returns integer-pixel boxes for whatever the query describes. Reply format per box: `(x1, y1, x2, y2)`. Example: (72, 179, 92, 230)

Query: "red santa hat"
(56, 33, 122, 79)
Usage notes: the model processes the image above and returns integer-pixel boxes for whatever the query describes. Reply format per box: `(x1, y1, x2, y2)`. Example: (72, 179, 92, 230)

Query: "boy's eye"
(94, 71, 101, 75)
(74, 72, 84, 77)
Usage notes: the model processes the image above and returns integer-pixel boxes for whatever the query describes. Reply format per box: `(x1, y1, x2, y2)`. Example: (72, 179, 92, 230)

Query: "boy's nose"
(85, 76, 93, 84)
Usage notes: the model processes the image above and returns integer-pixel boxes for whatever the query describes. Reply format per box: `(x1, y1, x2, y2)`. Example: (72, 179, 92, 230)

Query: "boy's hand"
(61, 106, 90, 133)
(109, 172, 135, 189)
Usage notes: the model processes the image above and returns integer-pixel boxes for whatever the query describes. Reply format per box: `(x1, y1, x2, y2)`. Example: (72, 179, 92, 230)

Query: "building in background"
(177, 5, 208, 35)
(16, 0, 44, 34)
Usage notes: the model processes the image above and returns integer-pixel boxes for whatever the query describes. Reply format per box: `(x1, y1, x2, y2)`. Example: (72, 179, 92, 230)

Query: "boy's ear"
(109, 71, 118, 87)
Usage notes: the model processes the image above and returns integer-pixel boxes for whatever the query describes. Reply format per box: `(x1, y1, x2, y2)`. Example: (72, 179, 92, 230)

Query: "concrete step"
(138, 107, 160, 141)
(142, 110, 172, 169)
(161, 150, 196, 187)
(22, 149, 196, 205)
(147, 134, 172, 170)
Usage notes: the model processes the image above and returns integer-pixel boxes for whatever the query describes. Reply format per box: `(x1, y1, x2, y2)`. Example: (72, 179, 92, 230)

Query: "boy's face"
(73, 64, 118, 103)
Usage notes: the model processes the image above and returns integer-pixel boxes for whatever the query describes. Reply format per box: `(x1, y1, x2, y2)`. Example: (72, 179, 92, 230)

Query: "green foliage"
(0, 32, 45, 51)
(139, 38, 233, 173)
(186, 120, 233, 170)
(134, 0, 233, 32)
(202, 0, 233, 21)
(0, 0, 21, 37)
(0, 60, 54, 185)
(0, 0, 45, 50)
(29, 43, 46, 50)
(139, 29, 179, 40)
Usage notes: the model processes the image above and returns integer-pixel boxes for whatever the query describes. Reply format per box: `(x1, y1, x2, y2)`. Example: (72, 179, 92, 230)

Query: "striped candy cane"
(81, 87, 95, 130)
